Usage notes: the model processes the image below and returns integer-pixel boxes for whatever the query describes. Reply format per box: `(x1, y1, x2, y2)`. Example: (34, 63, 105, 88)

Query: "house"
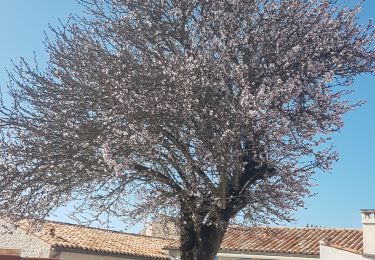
(1, 209, 374, 260)
(0, 220, 172, 260)
(164, 225, 363, 260)
(319, 209, 375, 260)
(156, 209, 375, 260)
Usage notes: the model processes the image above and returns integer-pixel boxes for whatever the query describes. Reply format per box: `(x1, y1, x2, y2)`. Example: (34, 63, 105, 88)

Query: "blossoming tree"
(0, 0, 373, 259)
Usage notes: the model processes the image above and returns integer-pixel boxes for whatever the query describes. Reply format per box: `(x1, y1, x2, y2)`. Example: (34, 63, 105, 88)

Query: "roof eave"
(51, 245, 169, 260)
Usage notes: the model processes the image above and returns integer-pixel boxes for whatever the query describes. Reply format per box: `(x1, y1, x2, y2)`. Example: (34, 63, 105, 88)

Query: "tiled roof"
(18, 220, 172, 259)
(166, 226, 363, 256)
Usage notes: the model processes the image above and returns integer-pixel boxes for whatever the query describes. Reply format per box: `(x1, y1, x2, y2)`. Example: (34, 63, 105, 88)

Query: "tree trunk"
(179, 210, 228, 260)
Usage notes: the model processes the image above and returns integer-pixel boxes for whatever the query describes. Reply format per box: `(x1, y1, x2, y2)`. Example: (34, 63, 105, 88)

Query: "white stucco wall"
(0, 224, 51, 257)
(320, 245, 363, 260)
(58, 251, 156, 260)
(363, 222, 375, 255)
(217, 255, 317, 260)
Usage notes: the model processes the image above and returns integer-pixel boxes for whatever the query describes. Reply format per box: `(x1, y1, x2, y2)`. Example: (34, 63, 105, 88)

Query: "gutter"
(52, 246, 168, 260)
(217, 253, 318, 260)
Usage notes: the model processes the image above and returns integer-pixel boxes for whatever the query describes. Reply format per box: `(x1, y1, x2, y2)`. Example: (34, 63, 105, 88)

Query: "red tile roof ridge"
(18, 219, 174, 242)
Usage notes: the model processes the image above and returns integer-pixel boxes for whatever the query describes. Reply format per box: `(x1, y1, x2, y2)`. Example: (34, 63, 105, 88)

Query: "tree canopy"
(0, 0, 373, 259)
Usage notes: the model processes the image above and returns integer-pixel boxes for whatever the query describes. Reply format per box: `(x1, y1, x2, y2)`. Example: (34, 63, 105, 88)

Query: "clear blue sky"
(0, 1, 374, 232)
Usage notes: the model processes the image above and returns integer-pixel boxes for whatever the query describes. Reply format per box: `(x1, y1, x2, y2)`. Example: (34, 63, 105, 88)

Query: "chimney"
(361, 209, 375, 256)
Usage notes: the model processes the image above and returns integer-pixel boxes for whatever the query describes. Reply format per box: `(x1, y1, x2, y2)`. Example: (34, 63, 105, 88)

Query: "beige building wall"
(0, 224, 51, 258)
(320, 245, 365, 260)
(58, 251, 149, 260)
(140, 218, 179, 240)
(362, 210, 375, 256)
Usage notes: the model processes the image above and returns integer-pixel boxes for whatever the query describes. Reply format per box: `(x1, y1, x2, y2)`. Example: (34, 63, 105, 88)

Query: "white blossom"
(0, 0, 373, 259)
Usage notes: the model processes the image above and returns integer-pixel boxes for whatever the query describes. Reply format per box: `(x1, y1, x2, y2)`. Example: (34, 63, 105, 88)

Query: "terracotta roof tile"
(166, 226, 363, 256)
(19, 220, 172, 259)
(17, 220, 363, 258)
